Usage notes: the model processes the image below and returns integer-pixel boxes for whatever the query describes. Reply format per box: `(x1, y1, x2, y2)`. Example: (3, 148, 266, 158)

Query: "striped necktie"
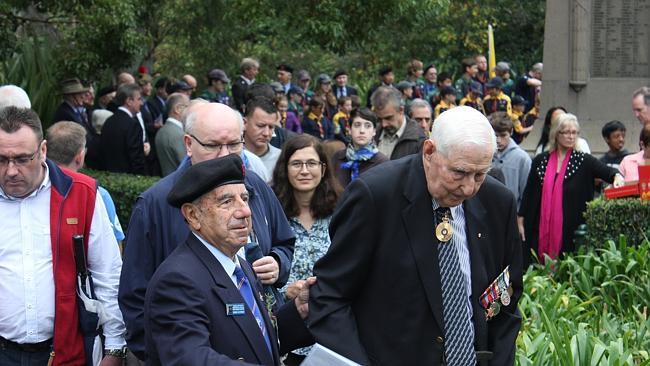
(234, 265, 273, 357)
(435, 207, 476, 365)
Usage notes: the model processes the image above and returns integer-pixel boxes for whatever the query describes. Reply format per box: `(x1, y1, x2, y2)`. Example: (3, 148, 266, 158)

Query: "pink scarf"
(538, 149, 571, 262)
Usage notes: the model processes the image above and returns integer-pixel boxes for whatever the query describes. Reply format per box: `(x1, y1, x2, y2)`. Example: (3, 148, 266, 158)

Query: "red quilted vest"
(47, 162, 97, 366)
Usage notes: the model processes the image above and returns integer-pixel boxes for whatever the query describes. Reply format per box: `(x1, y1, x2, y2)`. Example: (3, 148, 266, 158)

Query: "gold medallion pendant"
(435, 216, 453, 242)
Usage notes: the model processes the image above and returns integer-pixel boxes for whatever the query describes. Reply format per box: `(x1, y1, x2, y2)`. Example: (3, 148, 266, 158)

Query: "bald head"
(183, 103, 244, 165)
(182, 75, 197, 91)
(0, 85, 31, 109)
(432, 106, 496, 157)
(117, 72, 135, 86)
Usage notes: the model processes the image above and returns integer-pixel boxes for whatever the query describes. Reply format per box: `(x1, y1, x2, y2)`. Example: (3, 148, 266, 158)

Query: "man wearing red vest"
(0, 106, 126, 366)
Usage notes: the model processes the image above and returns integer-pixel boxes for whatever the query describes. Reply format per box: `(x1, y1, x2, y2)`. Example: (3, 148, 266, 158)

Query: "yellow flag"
(488, 24, 496, 78)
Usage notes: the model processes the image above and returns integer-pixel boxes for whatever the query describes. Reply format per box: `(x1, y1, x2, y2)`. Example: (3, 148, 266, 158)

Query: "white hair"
(0, 85, 31, 109)
(431, 106, 496, 156)
(548, 112, 581, 152)
(91, 109, 113, 134)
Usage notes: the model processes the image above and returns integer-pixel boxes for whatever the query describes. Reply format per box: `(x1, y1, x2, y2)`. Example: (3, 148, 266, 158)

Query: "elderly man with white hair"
(0, 85, 31, 109)
(309, 106, 524, 366)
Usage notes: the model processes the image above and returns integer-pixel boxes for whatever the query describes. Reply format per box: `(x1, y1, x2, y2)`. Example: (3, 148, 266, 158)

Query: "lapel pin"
(478, 233, 482, 238)
(66, 218, 78, 225)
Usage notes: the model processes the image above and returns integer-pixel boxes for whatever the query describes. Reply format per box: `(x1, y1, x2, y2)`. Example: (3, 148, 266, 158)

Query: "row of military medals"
(479, 266, 512, 320)
(435, 211, 512, 320)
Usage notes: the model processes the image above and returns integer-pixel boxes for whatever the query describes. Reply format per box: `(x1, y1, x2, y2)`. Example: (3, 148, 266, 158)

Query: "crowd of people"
(0, 51, 648, 365)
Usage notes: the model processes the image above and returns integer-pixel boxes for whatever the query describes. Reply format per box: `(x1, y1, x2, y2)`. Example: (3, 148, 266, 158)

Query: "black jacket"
(309, 154, 523, 365)
(99, 109, 146, 175)
(519, 150, 617, 259)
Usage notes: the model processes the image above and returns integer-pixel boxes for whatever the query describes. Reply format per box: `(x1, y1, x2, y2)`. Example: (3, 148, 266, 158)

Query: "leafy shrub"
(584, 198, 650, 248)
(82, 169, 160, 232)
(517, 238, 650, 365)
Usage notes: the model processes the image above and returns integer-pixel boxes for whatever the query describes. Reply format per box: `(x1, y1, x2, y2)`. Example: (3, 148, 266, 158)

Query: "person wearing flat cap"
(276, 64, 294, 94)
(200, 68, 232, 106)
(332, 70, 358, 99)
(144, 154, 314, 365)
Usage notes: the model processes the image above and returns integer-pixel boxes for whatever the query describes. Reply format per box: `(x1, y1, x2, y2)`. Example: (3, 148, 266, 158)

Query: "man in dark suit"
(99, 83, 146, 174)
(309, 106, 523, 365)
(332, 69, 358, 99)
(232, 57, 260, 113)
(145, 154, 313, 365)
(147, 77, 168, 125)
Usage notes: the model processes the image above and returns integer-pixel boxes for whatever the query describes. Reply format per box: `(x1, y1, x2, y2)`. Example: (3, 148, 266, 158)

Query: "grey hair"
(633, 86, 650, 107)
(548, 112, 580, 152)
(115, 83, 141, 106)
(532, 62, 543, 73)
(370, 86, 402, 110)
(0, 85, 31, 109)
(91, 109, 113, 134)
(166, 93, 189, 120)
(409, 98, 432, 115)
(431, 106, 496, 157)
(240, 57, 260, 72)
(184, 102, 244, 136)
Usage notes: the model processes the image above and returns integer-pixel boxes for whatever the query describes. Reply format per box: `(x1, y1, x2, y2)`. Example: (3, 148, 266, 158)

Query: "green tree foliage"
(1, 0, 545, 106)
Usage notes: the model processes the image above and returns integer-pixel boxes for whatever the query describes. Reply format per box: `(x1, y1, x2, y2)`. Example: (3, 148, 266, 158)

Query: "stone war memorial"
(524, 0, 650, 154)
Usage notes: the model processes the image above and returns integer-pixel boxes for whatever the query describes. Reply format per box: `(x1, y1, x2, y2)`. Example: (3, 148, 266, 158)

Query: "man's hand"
(252, 256, 280, 285)
(143, 142, 151, 156)
(294, 276, 317, 319)
(99, 355, 123, 366)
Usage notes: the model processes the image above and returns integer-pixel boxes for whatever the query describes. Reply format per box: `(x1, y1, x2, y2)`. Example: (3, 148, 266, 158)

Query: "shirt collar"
(118, 106, 134, 118)
(0, 162, 50, 200)
(193, 232, 241, 278)
(165, 117, 183, 130)
(241, 75, 254, 85)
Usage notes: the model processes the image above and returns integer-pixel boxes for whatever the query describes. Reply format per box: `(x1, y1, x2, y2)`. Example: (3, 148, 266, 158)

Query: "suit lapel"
(463, 196, 490, 351)
(401, 155, 445, 331)
(186, 236, 275, 365)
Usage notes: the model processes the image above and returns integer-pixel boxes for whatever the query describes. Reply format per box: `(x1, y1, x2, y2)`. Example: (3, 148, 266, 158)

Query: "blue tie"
(435, 207, 476, 365)
(234, 265, 273, 357)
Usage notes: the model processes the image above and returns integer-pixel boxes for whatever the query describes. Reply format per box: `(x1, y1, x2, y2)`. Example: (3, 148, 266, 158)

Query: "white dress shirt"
(0, 164, 126, 348)
(194, 233, 241, 287)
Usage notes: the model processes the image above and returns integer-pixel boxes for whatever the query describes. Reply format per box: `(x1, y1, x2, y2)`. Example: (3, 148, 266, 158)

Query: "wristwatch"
(104, 346, 127, 358)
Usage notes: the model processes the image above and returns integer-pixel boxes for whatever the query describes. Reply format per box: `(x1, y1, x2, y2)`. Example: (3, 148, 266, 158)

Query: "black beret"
(167, 154, 246, 208)
(333, 69, 347, 79)
(276, 63, 294, 73)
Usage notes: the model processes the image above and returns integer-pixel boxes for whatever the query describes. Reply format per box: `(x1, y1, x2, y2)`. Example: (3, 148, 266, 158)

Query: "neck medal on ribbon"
(435, 212, 453, 242)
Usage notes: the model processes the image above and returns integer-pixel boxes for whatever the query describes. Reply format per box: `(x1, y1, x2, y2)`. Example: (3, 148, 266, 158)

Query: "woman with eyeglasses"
(271, 134, 341, 365)
(519, 113, 624, 265)
(331, 108, 388, 188)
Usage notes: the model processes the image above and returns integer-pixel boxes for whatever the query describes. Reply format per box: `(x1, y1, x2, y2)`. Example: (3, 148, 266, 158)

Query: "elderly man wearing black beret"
(145, 154, 314, 365)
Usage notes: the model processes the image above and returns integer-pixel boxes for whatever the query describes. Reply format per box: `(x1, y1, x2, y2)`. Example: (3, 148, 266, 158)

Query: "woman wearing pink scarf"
(518, 113, 624, 264)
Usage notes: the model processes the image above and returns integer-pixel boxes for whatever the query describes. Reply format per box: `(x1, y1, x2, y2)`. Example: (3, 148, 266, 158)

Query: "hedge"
(584, 198, 650, 248)
(82, 169, 160, 232)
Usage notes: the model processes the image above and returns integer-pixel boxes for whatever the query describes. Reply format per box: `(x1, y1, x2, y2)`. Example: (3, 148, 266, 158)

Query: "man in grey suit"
(155, 93, 189, 176)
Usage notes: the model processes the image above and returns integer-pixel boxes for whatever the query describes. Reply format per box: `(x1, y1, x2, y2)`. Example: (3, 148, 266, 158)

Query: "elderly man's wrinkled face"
(0, 126, 46, 198)
(422, 140, 492, 207)
(188, 184, 252, 257)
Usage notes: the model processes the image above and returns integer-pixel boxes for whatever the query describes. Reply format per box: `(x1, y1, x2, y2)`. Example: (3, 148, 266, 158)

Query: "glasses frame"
(288, 159, 325, 171)
(189, 134, 244, 153)
(0, 143, 41, 168)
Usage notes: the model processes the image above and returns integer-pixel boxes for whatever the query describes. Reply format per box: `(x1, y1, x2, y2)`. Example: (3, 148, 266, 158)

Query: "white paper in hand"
(301, 343, 361, 366)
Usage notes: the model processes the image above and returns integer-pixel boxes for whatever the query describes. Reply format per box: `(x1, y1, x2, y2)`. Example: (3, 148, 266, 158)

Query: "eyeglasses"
(288, 159, 324, 171)
(0, 146, 41, 168)
(190, 134, 244, 153)
(559, 130, 578, 136)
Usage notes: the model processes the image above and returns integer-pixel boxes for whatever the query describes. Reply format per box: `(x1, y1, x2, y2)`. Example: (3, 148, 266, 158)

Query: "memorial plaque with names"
(591, 0, 650, 78)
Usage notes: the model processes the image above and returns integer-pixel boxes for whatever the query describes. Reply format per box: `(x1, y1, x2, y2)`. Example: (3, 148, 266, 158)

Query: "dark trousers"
(0, 345, 50, 366)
